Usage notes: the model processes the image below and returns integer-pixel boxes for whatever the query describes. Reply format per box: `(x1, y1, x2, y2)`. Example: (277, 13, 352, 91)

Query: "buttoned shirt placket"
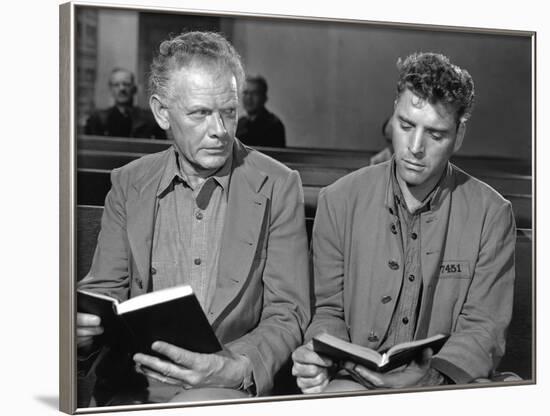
(378, 165, 436, 350)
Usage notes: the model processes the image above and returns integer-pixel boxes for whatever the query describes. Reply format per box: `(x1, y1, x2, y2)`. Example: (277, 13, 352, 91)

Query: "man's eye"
(400, 123, 412, 131)
(189, 110, 210, 118)
(430, 132, 443, 140)
(222, 108, 237, 117)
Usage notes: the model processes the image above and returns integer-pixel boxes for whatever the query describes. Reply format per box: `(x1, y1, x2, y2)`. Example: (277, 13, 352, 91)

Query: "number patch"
(439, 261, 470, 279)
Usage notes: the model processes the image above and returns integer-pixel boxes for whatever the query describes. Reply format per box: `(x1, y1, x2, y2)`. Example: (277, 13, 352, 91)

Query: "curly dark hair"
(148, 31, 245, 101)
(396, 52, 475, 123)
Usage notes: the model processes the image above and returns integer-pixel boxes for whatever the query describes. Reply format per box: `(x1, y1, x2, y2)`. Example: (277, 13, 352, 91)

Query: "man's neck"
(180, 165, 216, 190)
(395, 169, 444, 214)
(176, 154, 229, 190)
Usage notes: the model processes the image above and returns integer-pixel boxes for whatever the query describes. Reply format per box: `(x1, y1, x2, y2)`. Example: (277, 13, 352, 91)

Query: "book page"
(116, 284, 193, 314)
(77, 289, 118, 305)
(386, 333, 447, 358)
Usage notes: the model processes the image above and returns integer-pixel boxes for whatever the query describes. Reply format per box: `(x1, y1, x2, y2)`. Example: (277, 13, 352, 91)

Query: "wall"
(94, 9, 139, 109)
(231, 18, 532, 159)
(91, 11, 532, 160)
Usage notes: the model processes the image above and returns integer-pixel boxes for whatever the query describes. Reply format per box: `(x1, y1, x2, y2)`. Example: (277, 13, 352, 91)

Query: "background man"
(236, 75, 286, 147)
(292, 52, 516, 393)
(85, 67, 166, 139)
(77, 32, 309, 404)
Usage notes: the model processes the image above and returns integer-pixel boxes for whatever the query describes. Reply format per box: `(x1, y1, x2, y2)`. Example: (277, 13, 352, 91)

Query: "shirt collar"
(157, 145, 233, 197)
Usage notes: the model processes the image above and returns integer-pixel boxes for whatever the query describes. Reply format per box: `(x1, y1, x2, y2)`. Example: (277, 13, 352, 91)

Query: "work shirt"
(378, 162, 441, 351)
(151, 147, 231, 312)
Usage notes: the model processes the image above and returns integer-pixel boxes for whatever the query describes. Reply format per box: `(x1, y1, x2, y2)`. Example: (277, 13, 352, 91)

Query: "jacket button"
(388, 260, 399, 270)
(408, 274, 415, 282)
(402, 317, 409, 324)
(368, 332, 379, 342)
(194, 258, 202, 265)
(411, 232, 418, 240)
(195, 211, 203, 220)
(136, 278, 143, 289)
(390, 223, 398, 234)
(151, 267, 157, 275)
(381, 295, 392, 304)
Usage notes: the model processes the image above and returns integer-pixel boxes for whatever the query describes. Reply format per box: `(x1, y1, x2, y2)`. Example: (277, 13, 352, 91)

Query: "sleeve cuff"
(431, 357, 473, 384)
(226, 341, 271, 396)
(234, 354, 256, 396)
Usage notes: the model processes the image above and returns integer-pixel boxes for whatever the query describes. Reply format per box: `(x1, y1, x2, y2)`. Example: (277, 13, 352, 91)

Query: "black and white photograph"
(58, 1, 538, 413)
(4, 0, 546, 415)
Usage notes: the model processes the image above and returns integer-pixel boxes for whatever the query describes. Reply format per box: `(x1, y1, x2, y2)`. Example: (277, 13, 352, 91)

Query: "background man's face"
(390, 89, 463, 193)
(242, 81, 266, 115)
(109, 70, 136, 106)
(165, 63, 239, 176)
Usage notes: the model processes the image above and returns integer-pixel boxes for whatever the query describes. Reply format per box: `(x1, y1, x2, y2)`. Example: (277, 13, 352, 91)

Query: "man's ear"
(453, 122, 466, 152)
(149, 94, 170, 131)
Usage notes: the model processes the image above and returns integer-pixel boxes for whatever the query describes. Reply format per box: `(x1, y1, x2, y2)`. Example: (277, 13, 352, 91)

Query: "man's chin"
(198, 155, 230, 171)
(397, 168, 425, 187)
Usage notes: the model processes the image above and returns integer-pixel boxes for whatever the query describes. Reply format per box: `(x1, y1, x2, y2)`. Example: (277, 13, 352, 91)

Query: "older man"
(292, 52, 516, 392)
(85, 67, 166, 139)
(77, 31, 309, 404)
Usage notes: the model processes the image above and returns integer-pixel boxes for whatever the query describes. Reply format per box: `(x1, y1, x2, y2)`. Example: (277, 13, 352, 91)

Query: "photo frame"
(59, 1, 536, 414)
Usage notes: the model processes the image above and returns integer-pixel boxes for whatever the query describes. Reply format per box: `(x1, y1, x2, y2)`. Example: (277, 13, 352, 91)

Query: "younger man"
(293, 52, 516, 392)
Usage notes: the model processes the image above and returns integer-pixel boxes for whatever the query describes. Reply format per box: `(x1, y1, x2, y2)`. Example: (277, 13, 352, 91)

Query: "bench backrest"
(77, 168, 532, 229)
(79, 135, 532, 175)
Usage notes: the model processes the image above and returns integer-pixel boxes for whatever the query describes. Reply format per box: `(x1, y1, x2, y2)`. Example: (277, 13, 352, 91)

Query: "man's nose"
(409, 130, 425, 156)
(208, 112, 227, 138)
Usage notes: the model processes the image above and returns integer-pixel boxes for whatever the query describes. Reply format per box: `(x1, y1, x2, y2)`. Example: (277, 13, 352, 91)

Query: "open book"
(77, 285, 222, 356)
(312, 333, 448, 373)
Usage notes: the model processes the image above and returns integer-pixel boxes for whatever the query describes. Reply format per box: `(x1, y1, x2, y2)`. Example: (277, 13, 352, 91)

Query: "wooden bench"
(289, 162, 532, 195)
(77, 167, 532, 229)
(77, 205, 533, 380)
(77, 148, 532, 197)
(78, 135, 532, 176)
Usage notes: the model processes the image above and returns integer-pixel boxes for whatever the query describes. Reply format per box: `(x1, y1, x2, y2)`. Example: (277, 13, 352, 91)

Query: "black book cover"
(77, 286, 222, 356)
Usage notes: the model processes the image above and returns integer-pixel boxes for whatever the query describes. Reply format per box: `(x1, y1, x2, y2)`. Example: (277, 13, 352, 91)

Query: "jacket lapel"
(209, 143, 268, 327)
(126, 150, 169, 291)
